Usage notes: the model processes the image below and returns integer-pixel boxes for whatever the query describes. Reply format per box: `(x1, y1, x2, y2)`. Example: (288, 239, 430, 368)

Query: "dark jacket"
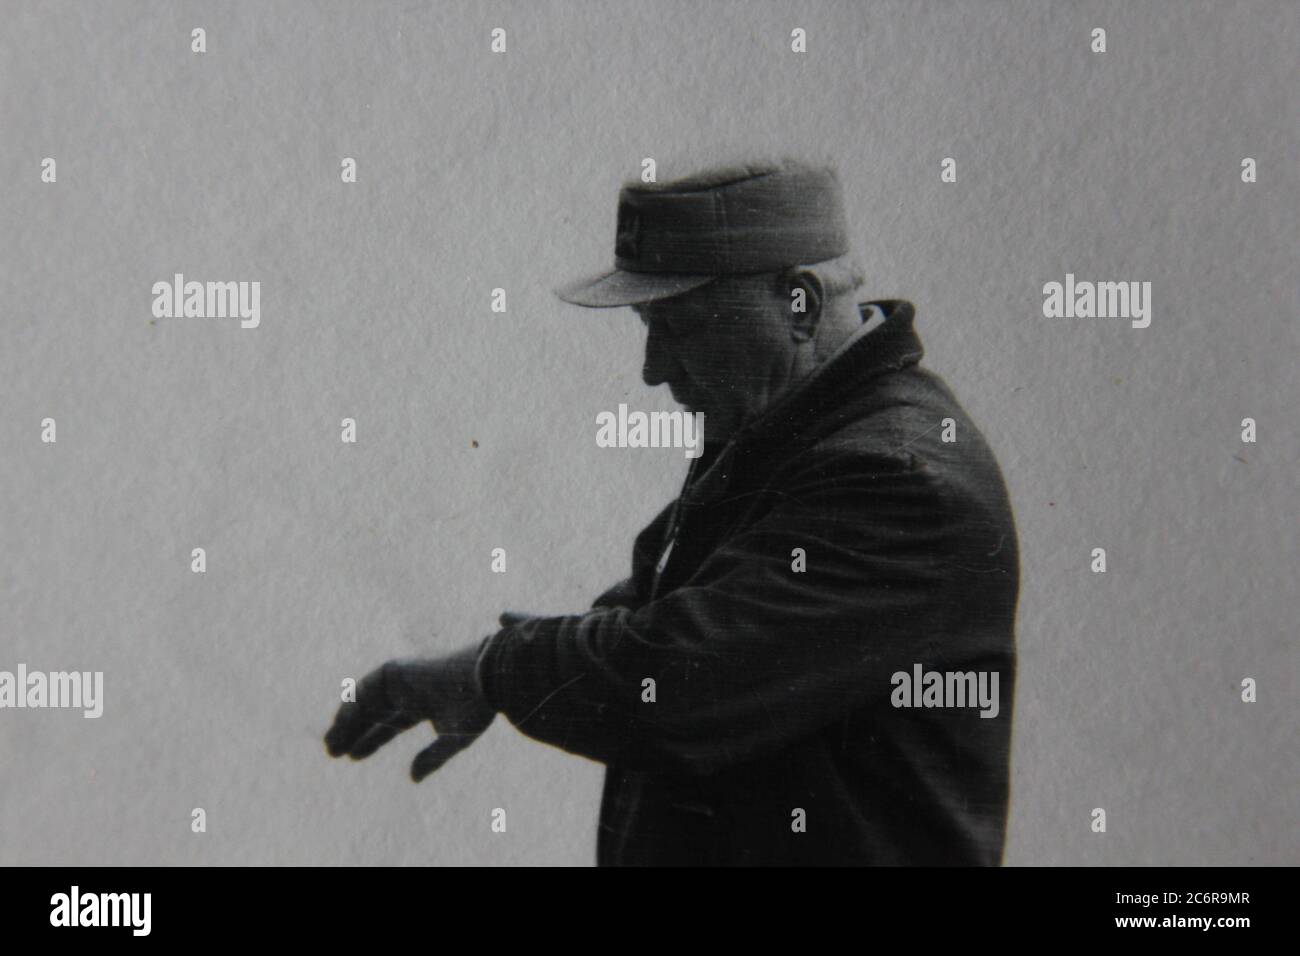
(477, 300, 1020, 865)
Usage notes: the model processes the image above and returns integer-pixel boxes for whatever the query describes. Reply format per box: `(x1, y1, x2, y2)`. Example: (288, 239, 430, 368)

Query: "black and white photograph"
(1, 0, 1294, 936)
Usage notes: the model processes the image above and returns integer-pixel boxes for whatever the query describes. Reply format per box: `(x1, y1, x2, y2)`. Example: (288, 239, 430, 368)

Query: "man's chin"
(669, 392, 714, 425)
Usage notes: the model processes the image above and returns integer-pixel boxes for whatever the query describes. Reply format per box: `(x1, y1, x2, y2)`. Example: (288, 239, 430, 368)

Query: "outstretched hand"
(324, 642, 496, 782)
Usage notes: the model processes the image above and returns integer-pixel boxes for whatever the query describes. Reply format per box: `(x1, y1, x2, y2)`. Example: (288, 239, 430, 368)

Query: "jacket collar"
(682, 299, 924, 505)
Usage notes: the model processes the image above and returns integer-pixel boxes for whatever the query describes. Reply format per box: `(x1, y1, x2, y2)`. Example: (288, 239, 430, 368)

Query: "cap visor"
(555, 269, 717, 308)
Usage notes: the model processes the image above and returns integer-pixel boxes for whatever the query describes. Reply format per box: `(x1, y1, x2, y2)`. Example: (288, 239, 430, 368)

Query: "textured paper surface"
(1, 0, 1296, 865)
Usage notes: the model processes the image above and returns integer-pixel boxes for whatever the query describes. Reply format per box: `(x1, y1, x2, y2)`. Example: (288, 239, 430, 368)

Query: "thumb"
(410, 736, 465, 783)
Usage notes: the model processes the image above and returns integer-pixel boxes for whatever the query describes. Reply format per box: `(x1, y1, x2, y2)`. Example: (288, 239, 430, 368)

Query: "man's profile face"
(635, 274, 795, 441)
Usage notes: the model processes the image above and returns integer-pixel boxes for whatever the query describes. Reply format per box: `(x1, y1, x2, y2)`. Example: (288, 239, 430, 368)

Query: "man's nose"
(641, 321, 676, 387)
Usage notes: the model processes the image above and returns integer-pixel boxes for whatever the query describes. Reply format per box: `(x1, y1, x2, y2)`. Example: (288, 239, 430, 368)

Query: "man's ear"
(784, 268, 825, 342)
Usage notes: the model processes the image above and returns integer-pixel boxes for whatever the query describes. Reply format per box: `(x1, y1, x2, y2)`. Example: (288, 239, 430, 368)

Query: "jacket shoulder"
(784, 367, 1016, 521)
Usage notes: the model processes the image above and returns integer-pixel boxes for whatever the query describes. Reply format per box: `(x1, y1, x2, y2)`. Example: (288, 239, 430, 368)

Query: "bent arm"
(478, 452, 972, 774)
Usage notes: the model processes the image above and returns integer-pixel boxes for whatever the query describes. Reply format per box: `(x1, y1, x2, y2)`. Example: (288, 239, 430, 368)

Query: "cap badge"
(616, 210, 641, 260)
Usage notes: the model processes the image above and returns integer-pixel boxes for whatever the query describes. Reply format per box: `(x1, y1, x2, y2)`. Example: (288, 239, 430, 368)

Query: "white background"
(1, 0, 1295, 865)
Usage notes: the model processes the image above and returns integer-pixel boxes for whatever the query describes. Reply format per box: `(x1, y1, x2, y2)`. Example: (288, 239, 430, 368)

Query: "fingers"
(324, 666, 394, 758)
(325, 707, 395, 759)
(346, 721, 404, 760)
(324, 699, 374, 757)
(410, 736, 467, 782)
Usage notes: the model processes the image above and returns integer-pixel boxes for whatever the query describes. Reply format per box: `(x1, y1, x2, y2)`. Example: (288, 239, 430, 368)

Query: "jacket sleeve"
(477, 451, 972, 775)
